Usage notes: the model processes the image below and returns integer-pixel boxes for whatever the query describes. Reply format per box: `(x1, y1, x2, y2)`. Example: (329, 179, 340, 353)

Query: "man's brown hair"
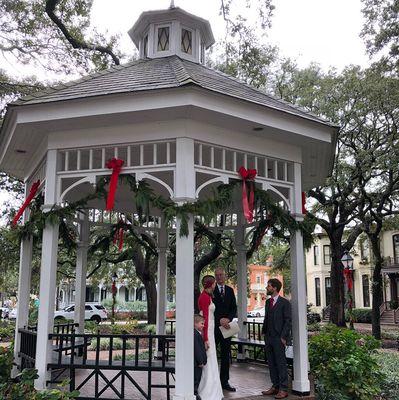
(268, 278, 282, 293)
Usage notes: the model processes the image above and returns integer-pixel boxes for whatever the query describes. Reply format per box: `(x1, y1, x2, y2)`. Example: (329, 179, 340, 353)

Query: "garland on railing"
(12, 172, 314, 248)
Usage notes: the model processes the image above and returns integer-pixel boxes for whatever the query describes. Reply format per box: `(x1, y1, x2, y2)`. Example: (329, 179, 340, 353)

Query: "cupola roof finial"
(169, 0, 175, 9)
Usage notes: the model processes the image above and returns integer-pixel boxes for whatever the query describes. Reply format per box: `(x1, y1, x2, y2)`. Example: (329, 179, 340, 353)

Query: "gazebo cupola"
(128, 4, 214, 64)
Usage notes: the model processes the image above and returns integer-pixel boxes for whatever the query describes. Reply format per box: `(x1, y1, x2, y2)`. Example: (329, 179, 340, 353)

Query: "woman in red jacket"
(197, 275, 223, 400)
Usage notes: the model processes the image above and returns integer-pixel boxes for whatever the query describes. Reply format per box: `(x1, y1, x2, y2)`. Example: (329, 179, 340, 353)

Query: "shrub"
(0, 321, 15, 342)
(309, 325, 382, 400)
(88, 338, 135, 351)
(375, 351, 399, 400)
(389, 300, 399, 310)
(143, 324, 156, 334)
(345, 308, 372, 323)
(0, 368, 78, 399)
(307, 322, 321, 332)
(0, 346, 13, 385)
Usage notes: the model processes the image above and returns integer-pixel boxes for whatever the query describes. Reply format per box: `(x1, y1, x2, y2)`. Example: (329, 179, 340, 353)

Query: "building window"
(181, 29, 192, 54)
(315, 278, 321, 306)
(323, 245, 331, 265)
(200, 42, 205, 63)
(362, 275, 370, 307)
(256, 275, 261, 284)
(393, 234, 399, 264)
(360, 239, 369, 261)
(325, 277, 331, 306)
(313, 246, 319, 265)
(157, 27, 170, 51)
(143, 35, 148, 57)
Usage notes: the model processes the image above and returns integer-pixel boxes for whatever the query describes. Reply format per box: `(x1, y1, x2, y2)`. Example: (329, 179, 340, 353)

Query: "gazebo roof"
(9, 55, 336, 128)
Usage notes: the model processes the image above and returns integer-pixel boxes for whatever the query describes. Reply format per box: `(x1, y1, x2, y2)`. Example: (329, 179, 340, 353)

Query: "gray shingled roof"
(11, 56, 335, 127)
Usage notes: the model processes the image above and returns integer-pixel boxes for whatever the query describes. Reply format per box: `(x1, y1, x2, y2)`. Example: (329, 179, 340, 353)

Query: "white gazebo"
(0, 5, 337, 400)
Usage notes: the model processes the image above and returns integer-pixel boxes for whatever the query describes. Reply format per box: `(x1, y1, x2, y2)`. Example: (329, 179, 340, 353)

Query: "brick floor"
(70, 361, 314, 399)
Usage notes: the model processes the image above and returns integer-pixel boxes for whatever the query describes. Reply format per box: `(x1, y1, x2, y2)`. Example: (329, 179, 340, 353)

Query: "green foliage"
(307, 322, 321, 332)
(143, 324, 156, 334)
(0, 368, 78, 399)
(0, 0, 123, 75)
(0, 321, 15, 341)
(375, 351, 399, 400)
(345, 308, 372, 323)
(309, 325, 382, 399)
(0, 346, 13, 384)
(361, 0, 399, 70)
(88, 338, 135, 351)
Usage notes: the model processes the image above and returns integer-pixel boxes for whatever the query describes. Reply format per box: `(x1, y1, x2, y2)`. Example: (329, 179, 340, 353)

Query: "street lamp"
(111, 272, 118, 325)
(341, 251, 354, 270)
(341, 251, 354, 329)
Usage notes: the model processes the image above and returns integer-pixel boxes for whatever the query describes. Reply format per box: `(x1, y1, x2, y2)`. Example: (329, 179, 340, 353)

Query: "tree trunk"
(144, 279, 157, 324)
(328, 231, 346, 327)
(369, 234, 383, 340)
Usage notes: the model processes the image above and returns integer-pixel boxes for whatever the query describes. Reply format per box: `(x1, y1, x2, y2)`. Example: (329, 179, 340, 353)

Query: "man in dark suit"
(261, 278, 291, 399)
(194, 314, 207, 400)
(213, 267, 237, 392)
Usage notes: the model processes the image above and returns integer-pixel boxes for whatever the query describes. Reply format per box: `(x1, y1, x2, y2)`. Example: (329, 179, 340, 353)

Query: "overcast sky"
(91, 0, 369, 71)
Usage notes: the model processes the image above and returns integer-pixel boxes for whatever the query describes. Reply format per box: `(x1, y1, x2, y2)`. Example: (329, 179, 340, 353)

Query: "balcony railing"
(384, 256, 399, 267)
(250, 283, 265, 291)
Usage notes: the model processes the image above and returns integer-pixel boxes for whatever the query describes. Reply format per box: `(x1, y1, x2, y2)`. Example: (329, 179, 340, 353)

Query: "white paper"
(285, 345, 293, 359)
(219, 320, 240, 339)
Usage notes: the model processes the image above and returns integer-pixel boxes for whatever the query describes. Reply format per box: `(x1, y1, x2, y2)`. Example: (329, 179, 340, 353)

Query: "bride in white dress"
(197, 275, 224, 400)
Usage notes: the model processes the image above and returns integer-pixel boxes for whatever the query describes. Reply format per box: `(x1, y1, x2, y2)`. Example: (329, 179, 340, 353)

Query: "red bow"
(105, 158, 124, 211)
(238, 167, 257, 223)
(343, 268, 353, 291)
(302, 192, 307, 214)
(12, 180, 41, 226)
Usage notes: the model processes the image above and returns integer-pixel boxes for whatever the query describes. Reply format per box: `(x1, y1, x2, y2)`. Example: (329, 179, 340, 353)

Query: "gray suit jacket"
(261, 296, 292, 341)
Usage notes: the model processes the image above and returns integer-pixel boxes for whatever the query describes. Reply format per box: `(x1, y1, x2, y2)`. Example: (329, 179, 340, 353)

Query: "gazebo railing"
(48, 332, 175, 400)
(17, 322, 79, 370)
(19, 328, 37, 370)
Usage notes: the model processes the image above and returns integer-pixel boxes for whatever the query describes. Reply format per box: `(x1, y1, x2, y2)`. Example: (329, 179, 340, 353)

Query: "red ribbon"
(112, 281, 117, 296)
(238, 167, 257, 223)
(343, 268, 353, 291)
(113, 224, 124, 251)
(12, 180, 41, 226)
(302, 192, 307, 214)
(105, 158, 124, 211)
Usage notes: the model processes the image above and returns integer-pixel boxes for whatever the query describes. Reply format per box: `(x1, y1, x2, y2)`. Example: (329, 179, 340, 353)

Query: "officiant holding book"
(213, 267, 237, 392)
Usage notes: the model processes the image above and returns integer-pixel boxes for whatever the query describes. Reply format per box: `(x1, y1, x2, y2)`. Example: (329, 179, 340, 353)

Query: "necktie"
(220, 286, 224, 298)
(269, 297, 274, 309)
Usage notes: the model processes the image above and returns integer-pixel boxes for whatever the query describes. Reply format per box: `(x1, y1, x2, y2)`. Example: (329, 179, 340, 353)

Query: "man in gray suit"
(261, 278, 291, 399)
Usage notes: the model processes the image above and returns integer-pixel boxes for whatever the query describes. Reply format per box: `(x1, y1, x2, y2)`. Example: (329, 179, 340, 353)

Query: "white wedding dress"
(198, 301, 224, 400)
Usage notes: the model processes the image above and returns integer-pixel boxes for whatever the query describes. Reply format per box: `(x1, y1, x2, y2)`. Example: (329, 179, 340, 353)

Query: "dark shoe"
(195, 396, 202, 400)
(222, 384, 236, 392)
(262, 387, 279, 395)
(275, 390, 288, 399)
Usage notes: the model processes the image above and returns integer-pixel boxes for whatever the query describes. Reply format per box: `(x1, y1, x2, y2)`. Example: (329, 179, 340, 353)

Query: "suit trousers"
(215, 327, 231, 385)
(194, 365, 202, 394)
(265, 336, 288, 390)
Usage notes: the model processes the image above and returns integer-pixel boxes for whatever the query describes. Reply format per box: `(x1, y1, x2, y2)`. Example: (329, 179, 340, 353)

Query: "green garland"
(13, 174, 314, 247)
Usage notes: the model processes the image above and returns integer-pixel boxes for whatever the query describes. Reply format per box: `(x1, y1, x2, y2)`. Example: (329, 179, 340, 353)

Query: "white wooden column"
(13, 191, 33, 376)
(290, 162, 310, 394)
(173, 138, 196, 400)
(35, 150, 60, 390)
(156, 224, 168, 356)
(74, 213, 89, 334)
(235, 215, 248, 360)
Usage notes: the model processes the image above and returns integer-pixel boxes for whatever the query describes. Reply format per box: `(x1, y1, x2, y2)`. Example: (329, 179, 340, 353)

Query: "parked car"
(247, 306, 265, 318)
(0, 307, 10, 319)
(54, 303, 107, 323)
